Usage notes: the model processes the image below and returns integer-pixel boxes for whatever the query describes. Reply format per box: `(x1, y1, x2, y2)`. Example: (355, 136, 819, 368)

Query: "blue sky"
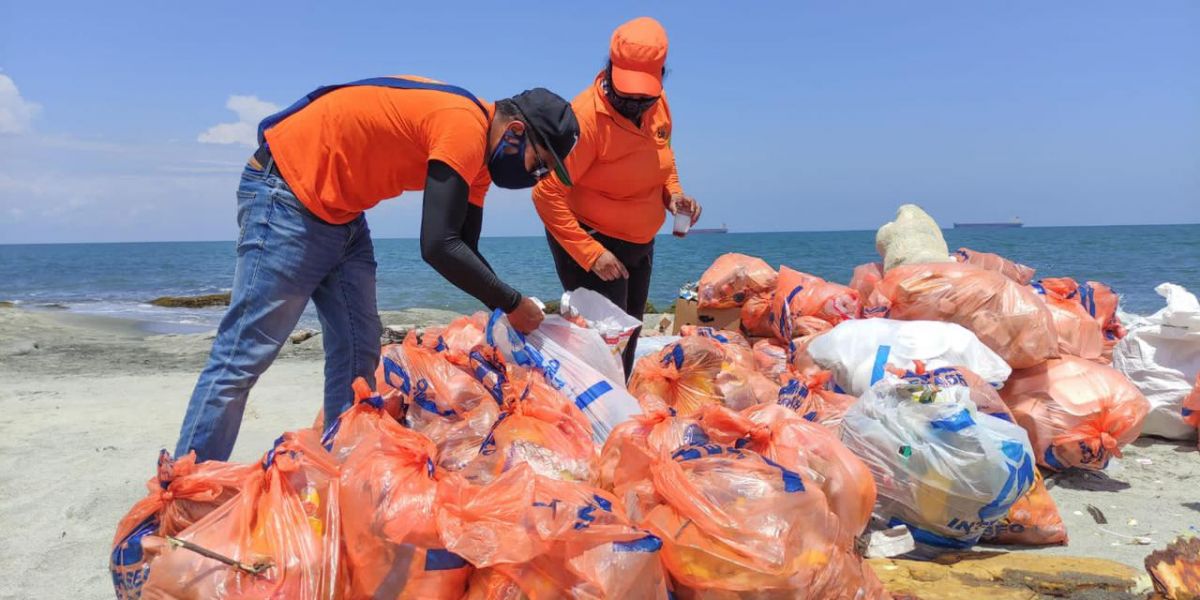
(1, 1, 1196, 243)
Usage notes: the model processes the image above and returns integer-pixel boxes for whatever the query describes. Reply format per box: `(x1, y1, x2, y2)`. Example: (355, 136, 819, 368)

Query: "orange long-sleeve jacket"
(532, 75, 684, 269)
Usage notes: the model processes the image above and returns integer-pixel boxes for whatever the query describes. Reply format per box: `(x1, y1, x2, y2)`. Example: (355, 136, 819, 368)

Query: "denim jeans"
(175, 162, 381, 461)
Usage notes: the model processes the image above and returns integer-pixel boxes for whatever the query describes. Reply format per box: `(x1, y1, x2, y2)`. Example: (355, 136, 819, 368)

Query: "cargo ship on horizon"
(953, 217, 1023, 229)
(690, 222, 729, 234)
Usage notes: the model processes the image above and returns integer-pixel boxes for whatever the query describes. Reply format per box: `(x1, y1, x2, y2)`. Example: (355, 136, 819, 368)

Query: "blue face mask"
(488, 130, 538, 189)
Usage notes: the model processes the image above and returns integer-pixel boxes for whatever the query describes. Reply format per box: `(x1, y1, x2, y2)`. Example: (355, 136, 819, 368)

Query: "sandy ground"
(0, 306, 1197, 599)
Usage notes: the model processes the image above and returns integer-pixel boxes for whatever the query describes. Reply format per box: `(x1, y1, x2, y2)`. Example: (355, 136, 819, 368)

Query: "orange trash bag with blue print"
(866, 262, 1059, 369)
(850, 262, 885, 308)
(1001, 356, 1150, 471)
(140, 429, 342, 600)
(697, 253, 778, 309)
(459, 369, 597, 484)
(110, 451, 257, 599)
(698, 404, 877, 549)
(629, 337, 727, 416)
(377, 339, 501, 472)
(337, 383, 472, 599)
(597, 408, 710, 492)
(623, 441, 887, 598)
(753, 339, 789, 382)
(771, 267, 861, 341)
(1033, 278, 1106, 361)
(438, 464, 671, 600)
(954, 248, 1036, 285)
(776, 370, 857, 429)
(741, 290, 776, 337)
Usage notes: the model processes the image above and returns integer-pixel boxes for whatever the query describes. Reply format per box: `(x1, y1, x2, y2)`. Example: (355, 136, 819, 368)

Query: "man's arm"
(420, 160, 521, 312)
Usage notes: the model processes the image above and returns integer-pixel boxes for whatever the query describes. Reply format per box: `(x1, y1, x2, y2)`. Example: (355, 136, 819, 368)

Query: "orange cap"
(609, 17, 668, 96)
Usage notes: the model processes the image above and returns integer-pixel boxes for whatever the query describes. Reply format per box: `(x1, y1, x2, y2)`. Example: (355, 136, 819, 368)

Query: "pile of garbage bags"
(112, 204, 1189, 598)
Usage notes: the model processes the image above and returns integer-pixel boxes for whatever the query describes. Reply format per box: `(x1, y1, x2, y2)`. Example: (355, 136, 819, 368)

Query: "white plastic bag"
(1113, 283, 1200, 440)
(807, 319, 1012, 397)
(486, 310, 642, 444)
(840, 380, 1036, 549)
(561, 288, 642, 377)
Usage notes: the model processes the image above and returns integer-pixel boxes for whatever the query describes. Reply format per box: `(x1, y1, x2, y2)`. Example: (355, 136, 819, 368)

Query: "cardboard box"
(673, 298, 742, 334)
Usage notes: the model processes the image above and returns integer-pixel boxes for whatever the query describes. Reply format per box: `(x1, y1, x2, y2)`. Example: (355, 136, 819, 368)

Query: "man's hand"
(507, 296, 545, 334)
(591, 250, 629, 281)
(668, 194, 702, 226)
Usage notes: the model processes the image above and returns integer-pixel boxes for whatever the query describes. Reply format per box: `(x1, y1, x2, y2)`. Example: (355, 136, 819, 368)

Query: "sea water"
(1, 225, 1196, 331)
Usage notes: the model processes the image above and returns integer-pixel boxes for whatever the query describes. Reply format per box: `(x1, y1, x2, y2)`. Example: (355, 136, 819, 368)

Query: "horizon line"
(1, 222, 1197, 247)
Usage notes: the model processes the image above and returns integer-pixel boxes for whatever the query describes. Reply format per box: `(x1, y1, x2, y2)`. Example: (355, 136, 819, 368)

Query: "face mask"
(488, 129, 538, 189)
(604, 78, 658, 122)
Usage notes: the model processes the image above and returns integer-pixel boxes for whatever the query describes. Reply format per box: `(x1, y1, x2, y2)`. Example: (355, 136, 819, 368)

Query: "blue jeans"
(176, 163, 381, 461)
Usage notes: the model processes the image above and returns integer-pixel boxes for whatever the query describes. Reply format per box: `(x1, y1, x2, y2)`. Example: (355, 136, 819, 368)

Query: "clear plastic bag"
(840, 380, 1036, 549)
(561, 288, 643, 372)
(486, 310, 641, 444)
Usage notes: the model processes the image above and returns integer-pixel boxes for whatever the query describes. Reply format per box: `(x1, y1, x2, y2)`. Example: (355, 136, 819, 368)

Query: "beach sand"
(0, 306, 1196, 599)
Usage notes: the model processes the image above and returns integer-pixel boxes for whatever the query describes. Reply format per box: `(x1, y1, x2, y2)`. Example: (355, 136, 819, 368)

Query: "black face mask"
(487, 129, 538, 189)
(603, 78, 658, 123)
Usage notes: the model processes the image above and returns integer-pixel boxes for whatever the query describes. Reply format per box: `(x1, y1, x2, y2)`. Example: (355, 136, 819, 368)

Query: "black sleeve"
(461, 203, 493, 272)
(420, 160, 522, 312)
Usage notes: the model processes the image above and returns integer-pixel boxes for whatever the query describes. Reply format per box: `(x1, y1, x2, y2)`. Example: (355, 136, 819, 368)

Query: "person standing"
(533, 17, 699, 376)
(177, 76, 579, 461)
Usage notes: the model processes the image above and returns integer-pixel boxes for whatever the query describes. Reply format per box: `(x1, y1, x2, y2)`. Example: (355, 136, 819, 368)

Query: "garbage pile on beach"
(109, 204, 1200, 599)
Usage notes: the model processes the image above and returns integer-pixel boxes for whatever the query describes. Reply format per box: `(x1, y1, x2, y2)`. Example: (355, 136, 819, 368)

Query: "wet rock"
(0, 300, 15, 308)
(149, 292, 231, 308)
(381, 324, 414, 345)
(870, 551, 1146, 599)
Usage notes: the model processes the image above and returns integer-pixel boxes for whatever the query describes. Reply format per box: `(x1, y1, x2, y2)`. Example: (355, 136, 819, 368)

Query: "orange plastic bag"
(866, 262, 1059, 369)
(698, 253, 778, 309)
(141, 430, 342, 599)
(699, 404, 877, 549)
(1035, 278, 1105, 361)
(437, 312, 490, 363)
(1001, 356, 1150, 471)
(680, 325, 756, 372)
(753, 339, 789, 382)
(460, 370, 597, 484)
(849, 262, 884, 307)
(777, 371, 857, 428)
(771, 267, 861, 341)
(338, 400, 471, 599)
(111, 451, 257, 599)
(629, 337, 726, 416)
(627, 443, 886, 598)
(597, 409, 711, 492)
(741, 290, 776, 337)
(385, 339, 501, 471)
(1181, 374, 1199, 446)
(981, 470, 1068, 546)
(438, 464, 670, 599)
(1081, 281, 1126, 343)
(954, 248, 1036, 285)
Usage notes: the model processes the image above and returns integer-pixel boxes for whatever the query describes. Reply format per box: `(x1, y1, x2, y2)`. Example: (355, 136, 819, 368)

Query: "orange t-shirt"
(264, 76, 494, 225)
(531, 75, 683, 269)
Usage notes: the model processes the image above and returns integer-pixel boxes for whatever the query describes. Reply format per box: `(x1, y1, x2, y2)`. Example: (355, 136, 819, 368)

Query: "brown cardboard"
(673, 298, 742, 334)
